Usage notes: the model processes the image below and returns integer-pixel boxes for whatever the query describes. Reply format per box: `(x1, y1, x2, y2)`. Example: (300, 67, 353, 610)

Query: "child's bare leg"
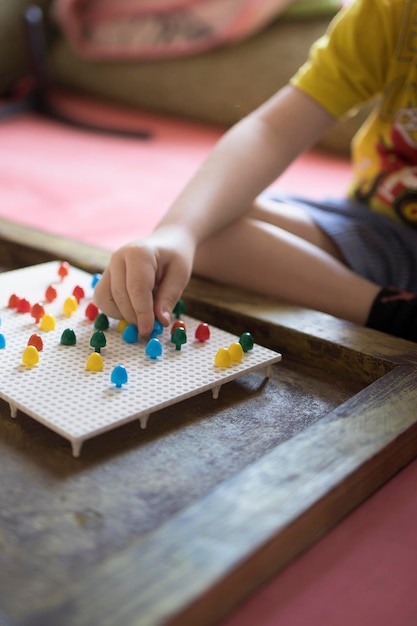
(249, 196, 346, 261)
(194, 203, 380, 325)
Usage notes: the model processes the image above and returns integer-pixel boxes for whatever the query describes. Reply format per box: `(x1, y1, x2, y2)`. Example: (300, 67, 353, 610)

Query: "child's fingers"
(124, 256, 157, 336)
(93, 269, 123, 319)
(94, 247, 157, 336)
(153, 259, 191, 327)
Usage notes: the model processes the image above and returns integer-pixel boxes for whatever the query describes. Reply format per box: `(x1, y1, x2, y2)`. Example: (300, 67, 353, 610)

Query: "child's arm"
(94, 85, 336, 336)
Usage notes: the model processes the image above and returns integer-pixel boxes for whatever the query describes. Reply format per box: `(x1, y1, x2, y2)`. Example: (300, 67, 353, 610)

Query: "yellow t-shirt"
(291, 0, 417, 226)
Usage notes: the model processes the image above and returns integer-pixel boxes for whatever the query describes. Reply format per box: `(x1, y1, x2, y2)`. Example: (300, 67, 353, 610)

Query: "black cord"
(0, 4, 153, 140)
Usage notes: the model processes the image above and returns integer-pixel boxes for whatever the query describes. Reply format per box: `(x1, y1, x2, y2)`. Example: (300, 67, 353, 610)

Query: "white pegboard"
(0, 262, 282, 456)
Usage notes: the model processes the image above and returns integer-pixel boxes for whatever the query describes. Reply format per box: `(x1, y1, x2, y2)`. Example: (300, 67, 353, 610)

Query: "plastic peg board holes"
(0, 262, 282, 456)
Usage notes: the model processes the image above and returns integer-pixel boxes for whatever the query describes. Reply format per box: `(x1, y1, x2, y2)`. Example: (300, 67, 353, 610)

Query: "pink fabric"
(53, 0, 296, 59)
(221, 456, 417, 626)
(0, 93, 351, 251)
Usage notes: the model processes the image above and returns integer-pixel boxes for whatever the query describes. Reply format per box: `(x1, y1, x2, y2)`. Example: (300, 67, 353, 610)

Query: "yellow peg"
(86, 352, 104, 372)
(39, 313, 56, 331)
(22, 345, 40, 367)
(229, 342, 243, 363)
(63, 296, 78, 317)
(214, 347, 232, 368)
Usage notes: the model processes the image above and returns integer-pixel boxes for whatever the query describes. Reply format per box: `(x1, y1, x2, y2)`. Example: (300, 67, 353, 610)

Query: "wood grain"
(0, 217, 110, 273)
(1, 216, 417, 626)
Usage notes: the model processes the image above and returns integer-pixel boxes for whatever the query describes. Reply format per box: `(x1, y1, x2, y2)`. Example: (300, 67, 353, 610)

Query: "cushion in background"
(49, 9, 370, 155)
(0, 0, 367, 155)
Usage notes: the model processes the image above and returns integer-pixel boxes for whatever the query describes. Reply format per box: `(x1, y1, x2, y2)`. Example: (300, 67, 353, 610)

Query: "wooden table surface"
(1, 218, 417, 626)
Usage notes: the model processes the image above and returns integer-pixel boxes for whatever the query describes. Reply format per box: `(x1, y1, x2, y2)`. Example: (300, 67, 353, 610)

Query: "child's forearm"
(93, 86, 335, 335)
(156, 85, 335, 245)
(156, 116, 287, 243)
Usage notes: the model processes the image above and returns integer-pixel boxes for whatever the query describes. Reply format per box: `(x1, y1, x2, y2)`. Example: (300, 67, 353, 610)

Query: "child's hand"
(93, 225, 195, 337)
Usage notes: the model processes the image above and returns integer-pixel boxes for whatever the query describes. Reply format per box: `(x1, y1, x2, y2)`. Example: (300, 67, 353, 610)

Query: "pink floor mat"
(0, 94, 351, 251)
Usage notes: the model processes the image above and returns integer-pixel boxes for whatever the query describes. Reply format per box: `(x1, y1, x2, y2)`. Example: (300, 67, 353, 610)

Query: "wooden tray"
(1, 217, 417, 626)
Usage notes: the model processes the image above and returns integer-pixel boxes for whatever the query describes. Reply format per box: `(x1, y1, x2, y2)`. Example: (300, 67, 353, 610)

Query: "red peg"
(85, 302, 99, 321)
(31, 302, 45, 323)
(8, 294, 20, 309)
(45, 285, 58, 302)
(72, 285, 85, 302)
(171, 320, 186, 335)
(28, 333, 44, 352)
(195, 322, 210, 342)
(17, 298, 31, 313)
(58, 261, 70, 281)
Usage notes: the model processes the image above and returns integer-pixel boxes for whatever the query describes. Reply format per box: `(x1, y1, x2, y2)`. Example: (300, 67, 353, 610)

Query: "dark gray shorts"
(266, 192, 417, 292)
